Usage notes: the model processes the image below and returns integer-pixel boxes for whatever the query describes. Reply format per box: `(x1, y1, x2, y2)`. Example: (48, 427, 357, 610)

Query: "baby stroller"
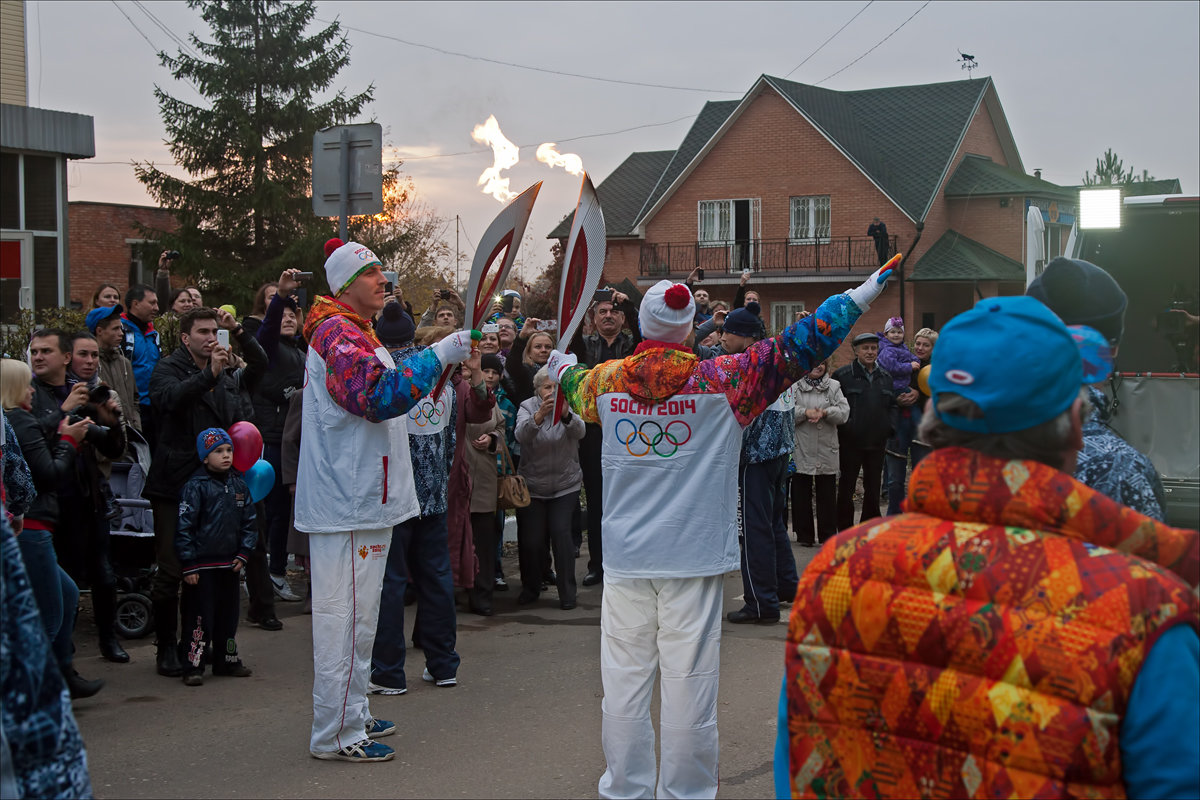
(107, 434, 156, 640)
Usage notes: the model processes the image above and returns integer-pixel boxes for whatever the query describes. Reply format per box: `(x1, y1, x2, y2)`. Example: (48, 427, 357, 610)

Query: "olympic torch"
(552, 172, 606, 424)
(431, 181, 543, 400)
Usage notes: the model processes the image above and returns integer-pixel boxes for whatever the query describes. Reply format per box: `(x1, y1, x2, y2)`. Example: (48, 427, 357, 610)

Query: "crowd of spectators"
(2, 248, 1188, 785)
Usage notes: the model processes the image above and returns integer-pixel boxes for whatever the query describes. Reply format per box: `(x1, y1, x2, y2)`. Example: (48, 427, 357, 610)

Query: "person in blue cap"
(777, 295, 1198, 800)
(86, 304, 142, 434)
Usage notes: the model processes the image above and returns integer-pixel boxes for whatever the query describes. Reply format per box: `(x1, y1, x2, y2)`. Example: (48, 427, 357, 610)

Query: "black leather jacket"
(832, 359, 895, 450)
(145, 328, 267, 502)
(175, 466, 257, 574)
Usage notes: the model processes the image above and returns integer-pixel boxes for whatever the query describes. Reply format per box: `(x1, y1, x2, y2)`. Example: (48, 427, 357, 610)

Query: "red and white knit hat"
(639, 280, 695, 343)
(323, 238, 382, 296)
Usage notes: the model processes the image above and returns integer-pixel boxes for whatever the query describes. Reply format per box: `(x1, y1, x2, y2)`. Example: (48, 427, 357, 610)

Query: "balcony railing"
(638, 236, 898, 278)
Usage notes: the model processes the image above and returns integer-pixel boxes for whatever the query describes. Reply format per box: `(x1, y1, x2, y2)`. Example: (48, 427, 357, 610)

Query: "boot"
(94, 585, 130, 663)
(154, 601, 182, 677)
(64, 668, 105, 699)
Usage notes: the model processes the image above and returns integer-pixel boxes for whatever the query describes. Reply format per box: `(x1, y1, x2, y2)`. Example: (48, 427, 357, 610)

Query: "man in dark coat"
(145, 307, 267, 677)
(867, 217, 890, 266)
(833, 332, 894, 529)
(568, 289, 641, 586)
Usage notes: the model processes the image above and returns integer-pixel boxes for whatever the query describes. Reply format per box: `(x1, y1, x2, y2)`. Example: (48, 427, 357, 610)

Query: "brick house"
(550, 74, 1087, 363)
(67, 201, 178, 307)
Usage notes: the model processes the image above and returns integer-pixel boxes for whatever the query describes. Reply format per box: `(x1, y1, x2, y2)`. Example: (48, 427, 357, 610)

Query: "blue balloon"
(245, 459, 276, 503)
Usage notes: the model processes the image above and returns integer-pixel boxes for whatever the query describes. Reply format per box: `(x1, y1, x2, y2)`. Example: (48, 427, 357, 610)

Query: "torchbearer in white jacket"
(547, 257, 897, 798)
(297, 238, 479, 763)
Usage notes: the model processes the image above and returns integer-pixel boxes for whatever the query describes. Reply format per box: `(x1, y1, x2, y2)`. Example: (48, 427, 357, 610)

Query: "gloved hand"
(844, 253, 900, 311)
(431, 329, 482, 368)
(546, 350, 578, 382)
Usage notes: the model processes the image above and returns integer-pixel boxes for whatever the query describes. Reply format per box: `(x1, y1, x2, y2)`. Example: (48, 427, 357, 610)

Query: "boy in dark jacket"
(176, 428, 257, 686)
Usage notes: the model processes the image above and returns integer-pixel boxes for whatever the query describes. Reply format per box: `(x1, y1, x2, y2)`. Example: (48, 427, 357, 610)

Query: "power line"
(397, 113, 697, 162)
(815, 0, 931, 86)
(320, 18, 742, 95)
(130, 0, 201, 59)
(784, 0, 874, 79)
(109, 0, 161, 55)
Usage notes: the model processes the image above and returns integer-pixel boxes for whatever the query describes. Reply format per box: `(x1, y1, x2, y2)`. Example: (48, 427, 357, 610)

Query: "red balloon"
(228, 421, 263, 473)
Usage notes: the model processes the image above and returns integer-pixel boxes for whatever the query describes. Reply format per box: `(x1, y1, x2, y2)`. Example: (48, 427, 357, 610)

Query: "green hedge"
(1, 308, 181, 359)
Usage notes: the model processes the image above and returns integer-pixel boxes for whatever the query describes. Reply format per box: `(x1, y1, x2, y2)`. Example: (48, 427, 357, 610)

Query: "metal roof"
(1, 103, 94, 159)
(548, 150, 675, 239)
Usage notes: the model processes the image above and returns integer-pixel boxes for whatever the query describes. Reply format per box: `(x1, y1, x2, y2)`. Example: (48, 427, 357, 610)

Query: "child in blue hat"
(175, 427, 258, 686)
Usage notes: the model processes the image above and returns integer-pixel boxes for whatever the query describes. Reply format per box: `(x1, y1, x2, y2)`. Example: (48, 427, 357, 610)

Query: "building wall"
(643, 88, 917, 254)
(68, 202, 178, 307)
(0, 0, 26, 107)
(615, 80, 1032, 352)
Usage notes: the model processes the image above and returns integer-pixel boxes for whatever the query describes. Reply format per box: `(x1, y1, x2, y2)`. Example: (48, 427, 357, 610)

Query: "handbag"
(496, 437, 531, 509)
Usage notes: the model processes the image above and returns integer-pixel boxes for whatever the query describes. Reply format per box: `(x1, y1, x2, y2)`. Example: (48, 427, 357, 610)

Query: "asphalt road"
(72, 544, 818, 799)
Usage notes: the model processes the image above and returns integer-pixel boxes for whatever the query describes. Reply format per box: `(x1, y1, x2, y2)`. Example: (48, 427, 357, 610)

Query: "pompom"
(745, 301, 761, 317)
(664, 284, 691, 310)
(324, 238, 344, 258)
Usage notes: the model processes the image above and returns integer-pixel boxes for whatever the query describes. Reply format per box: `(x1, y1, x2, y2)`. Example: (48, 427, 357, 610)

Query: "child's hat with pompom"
(323, 238, 383, 297)
(639, 280, 695, 343)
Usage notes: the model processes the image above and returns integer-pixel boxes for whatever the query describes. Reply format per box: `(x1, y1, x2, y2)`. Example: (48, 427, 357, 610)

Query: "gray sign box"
(312, 123, 384, 217)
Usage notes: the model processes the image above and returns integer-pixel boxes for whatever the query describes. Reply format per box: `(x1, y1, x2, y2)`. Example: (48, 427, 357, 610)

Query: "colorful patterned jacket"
(784, 447, 1199, 799)
(560, 292, 861, 579)
(294, 296, 443, 534)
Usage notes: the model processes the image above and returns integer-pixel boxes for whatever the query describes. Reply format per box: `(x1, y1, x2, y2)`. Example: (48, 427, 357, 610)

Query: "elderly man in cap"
(548, 260, 897, 799)
(1027, 256, 1166, 520)
(777, 296, 1199, 799)
(832, 331, 894, 529)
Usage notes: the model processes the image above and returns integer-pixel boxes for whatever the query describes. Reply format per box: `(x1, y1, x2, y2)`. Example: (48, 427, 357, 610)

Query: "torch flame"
(536, 142, 584, 176)
(472, 115, 520, 203)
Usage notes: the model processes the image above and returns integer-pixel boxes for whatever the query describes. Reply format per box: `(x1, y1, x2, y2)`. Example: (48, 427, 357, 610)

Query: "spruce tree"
(135, 0, 372, 307)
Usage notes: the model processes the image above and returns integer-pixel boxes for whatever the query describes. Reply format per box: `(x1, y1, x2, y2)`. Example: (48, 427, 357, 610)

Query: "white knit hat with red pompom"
(323, 238, 383, 297)
(639, 280, 696, 343)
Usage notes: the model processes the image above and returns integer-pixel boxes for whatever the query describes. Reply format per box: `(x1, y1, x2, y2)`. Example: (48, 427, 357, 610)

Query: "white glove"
(546, 350, 578, 382)
(844, 254, 900, 311)
(431, 330, 477, 367)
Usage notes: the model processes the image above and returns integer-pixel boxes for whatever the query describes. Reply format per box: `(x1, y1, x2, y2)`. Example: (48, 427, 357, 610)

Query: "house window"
(698, 200, 732, 245)
(790, 195, 831, 242)
(771, 301, 807, 335)
(127, 239, 155, 287)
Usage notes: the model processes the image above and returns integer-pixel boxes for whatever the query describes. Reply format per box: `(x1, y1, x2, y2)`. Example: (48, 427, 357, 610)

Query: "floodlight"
(1079, 189, 1122, 229)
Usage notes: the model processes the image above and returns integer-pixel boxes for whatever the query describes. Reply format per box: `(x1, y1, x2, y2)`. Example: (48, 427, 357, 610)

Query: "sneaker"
(422, 667, 457, 687)
(311, 740, 394, 762)
(271, 574, 303, 602)
(369, 681, 407, 696)
(214, 662, 253, 677)
(493, 575, 509, 592)
(366, 718, 396, 738)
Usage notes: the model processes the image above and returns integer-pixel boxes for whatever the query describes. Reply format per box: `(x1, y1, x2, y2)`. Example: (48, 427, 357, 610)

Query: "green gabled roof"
(1063, 178, 1183, 197)
(908, 229, 1024, 282)
(764, 75, 992, 221)
(548, 150, 675, 239)
(945, 154, 1074, 199)
(630, 101, 740, 228)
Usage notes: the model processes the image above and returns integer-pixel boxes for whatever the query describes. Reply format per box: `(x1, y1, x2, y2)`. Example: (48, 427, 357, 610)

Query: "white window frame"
(789, 195, 831, 243)
(771, 301, 807, 336)
(0, 230, 35, 310)
(697, 200, 732, 246)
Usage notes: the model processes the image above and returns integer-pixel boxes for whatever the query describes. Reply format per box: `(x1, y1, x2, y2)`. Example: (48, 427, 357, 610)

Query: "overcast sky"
(27, 0, 1200, 282)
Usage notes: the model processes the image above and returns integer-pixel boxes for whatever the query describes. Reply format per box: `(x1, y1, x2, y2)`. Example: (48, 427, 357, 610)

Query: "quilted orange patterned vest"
(785, 447, 1199, 799)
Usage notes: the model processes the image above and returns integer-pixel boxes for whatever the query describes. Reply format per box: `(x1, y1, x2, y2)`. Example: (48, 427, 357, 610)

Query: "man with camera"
(144, 307, 267, 678)
(28, 329, 129, 666)
(569, 287, 640, 587)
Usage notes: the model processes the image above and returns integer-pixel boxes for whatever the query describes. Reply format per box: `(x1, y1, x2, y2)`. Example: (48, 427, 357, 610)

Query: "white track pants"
(598, 575, 723, 800)
(309, 527, 391, 754)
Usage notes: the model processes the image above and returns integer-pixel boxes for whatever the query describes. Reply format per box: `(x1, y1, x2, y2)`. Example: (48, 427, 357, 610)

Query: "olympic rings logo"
(410, 398, 447, 427)
(614, 418, 692, 458)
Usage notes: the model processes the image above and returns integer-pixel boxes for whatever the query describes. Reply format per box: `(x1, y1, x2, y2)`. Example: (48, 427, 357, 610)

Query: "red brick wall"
(68, 202, 178, 307)
(643, 88, 917, 251)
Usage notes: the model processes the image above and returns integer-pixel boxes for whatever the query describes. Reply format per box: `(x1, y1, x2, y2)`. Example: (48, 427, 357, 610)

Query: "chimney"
(1034, 168, 1042, 180)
